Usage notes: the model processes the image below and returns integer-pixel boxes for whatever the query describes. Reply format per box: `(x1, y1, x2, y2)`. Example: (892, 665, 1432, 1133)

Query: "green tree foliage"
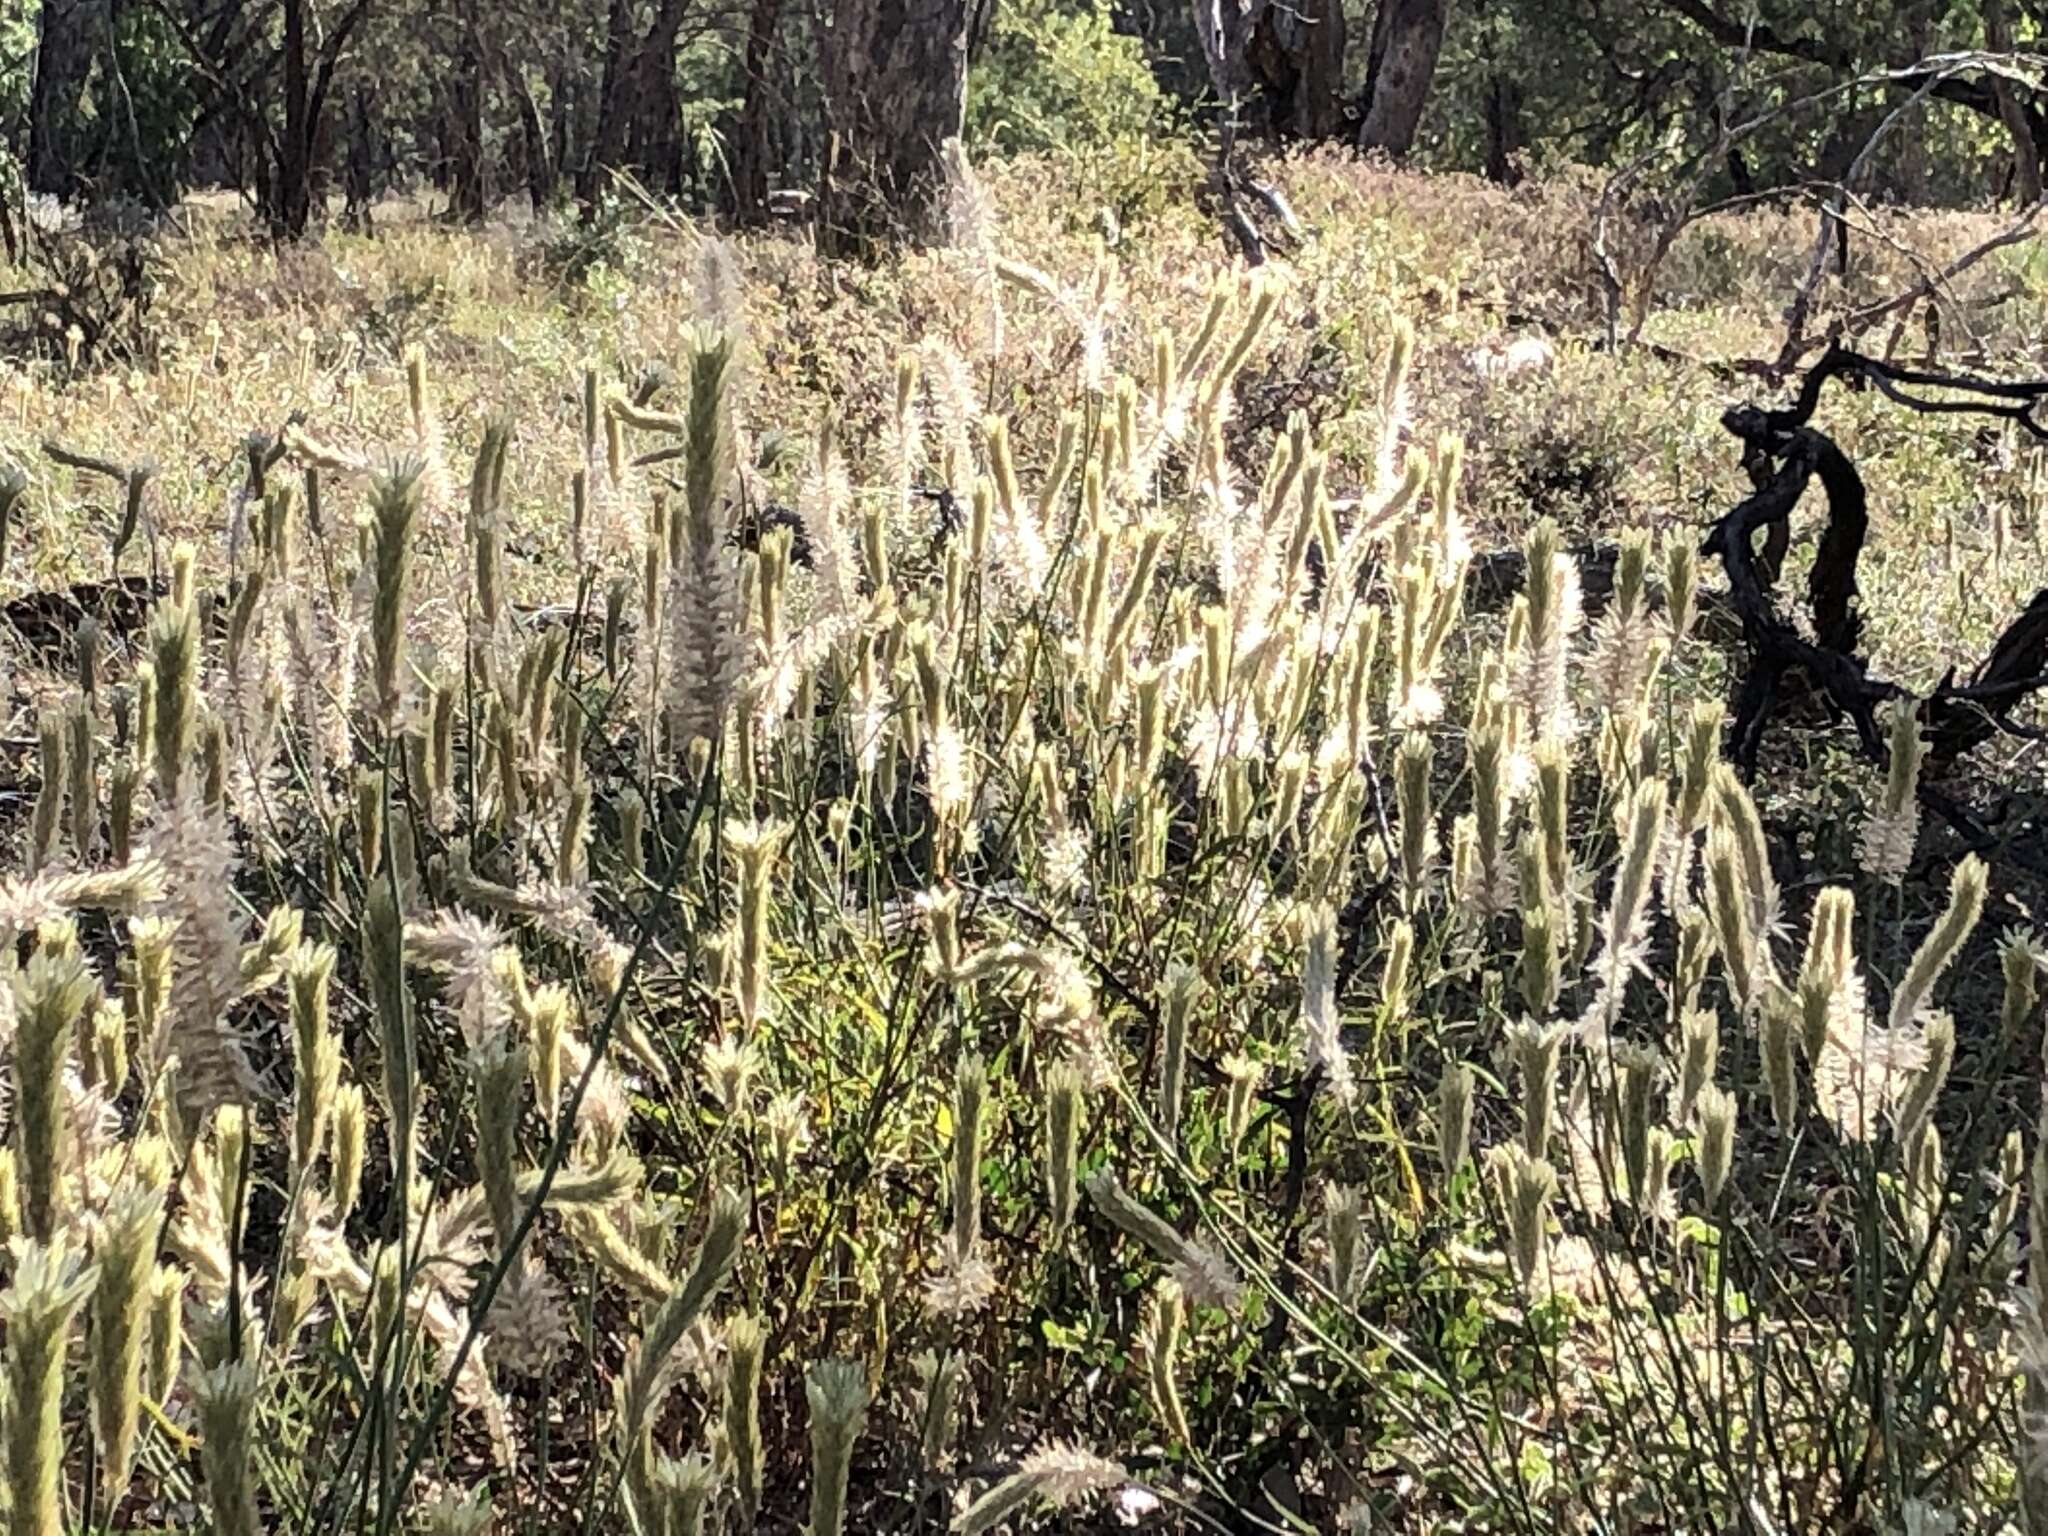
(966, 0, 1193, 227)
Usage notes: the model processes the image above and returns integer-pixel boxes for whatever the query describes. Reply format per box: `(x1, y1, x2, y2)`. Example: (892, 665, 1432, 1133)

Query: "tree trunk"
(277, 0, 312, 237)
(28, 0, 100, 198)
(1194, 0, 1348, 141)
(443, 9, 489, 221)
(580, 0, 635, 207)
(511, 69, 554, 213)
(548, 60, 576, 198)
(1357, 0, 1449, 158)
(343, 87, 376, 232)
(1986, 0, 2044, 203)
(819, 0, 969, 254)
(627, 0, 689, 194)
(1482, 71, 1522, 183)
(731, 0, 784, 221)
(1270, 0, 1346, 138)
(1193, 0, 1258, 111)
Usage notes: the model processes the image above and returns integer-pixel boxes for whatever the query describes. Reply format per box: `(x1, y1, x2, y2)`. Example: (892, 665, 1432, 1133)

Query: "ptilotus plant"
(1300, 902, 1355, 1103)
(287, 942, 340, 1175)
(12, 938, 94, 1242)
(953, 1443, 1131, 1535)
(3, 1238, 100, 1536)
(648, 1454, 717, 1536)
(1895, 1013, 1955, 1155)
(1083, 1168, 1242, 1308)
(367, 464, 422, 728)
(1587, 527, 1658, 713)
(472, 1031, 529, 1256)
(416, 1488, 493, 1536)
(190, 1358, 262, 1536)
(617, 1187, 746, 1518)
(468, 412, 512, 677)
(1706, 825, 1762, 1018)
(1512, 516, 1581, 741)
(1890, 855, 1987, 1034)
(1045, 1060, 1083, 1234)
(364, 879, 415, 1184)
(5, 214, 2042, 1530)
(913, 1348, 965, 1474)
(724, 1314, 766, 1518)
(107, 755, 136, 865)
(28, 709, 66, 873)
(90, 1178, 165, 1502)
(1695, 1085, 1737, 1210)
(804, 1359, 870, 1536)
(1661, 530, 1699, 645)
(1585, 776, 1668, 1036)
(1380, 918, 1414, 1023)
(1437, 1059, 1475, 1179)
(0, 1149, 18, 1247)
(724, 818, 786, 1031)
(2003, 930, 2044, 1044)
(641, 327, 743, 756)
(1506, 1019, 1566, 1160)
(65, 701, 94, 861)
(1761, 989, 1801, 1131)
(330, 1081, 366, 1220)
(1861, 697, 1928, 885)
(1326, 1184, 1365, 1301)
(1488, 1143, 1557, 1293)
(1712, 763, 1780, 937)
(1614, 1043, 1662, 1207)
(1531, 740, 1577, 955)
(1461, 720, 1516, 918)
(1798, 886, 1857, 1063)
(145, 1263, 185, 1407)
(1675, 1007, 1719, 1127)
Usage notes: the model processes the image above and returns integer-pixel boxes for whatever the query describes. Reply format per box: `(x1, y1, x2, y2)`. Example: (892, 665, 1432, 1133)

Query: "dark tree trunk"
(581, 0, 635, 207)
(1261, 0, 1345, 138)
(343, 87, 376, 232)
(1357, 0, 1450, 158)
(28, 0, 100, 198)
(1986, 0, 2044, 202)
(731, 0, 784, 220)
(1194, 0, 1347, 141)
(628, 0, 689, 194)
(819, 0, 969, 254)
(511, 70, 554, 213)
(277, 0, 312, 236)
(444, 10, 489, 221)
(1482, 71, 1522, 183)
(265, 0, 370, 237)
(308, 96, 335, 213)
(548, 60, 576, 199)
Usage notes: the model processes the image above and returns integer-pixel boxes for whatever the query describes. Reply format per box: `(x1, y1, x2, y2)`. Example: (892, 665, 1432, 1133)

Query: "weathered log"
(1706, 341, 2048, 778)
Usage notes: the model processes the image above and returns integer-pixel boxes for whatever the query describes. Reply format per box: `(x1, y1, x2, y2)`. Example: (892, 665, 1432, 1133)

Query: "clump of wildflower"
(1509, 517, 1582, 741)
(1299, 903, 1356, 1105)
(805, 1359, 870, 1536)
(4, 1238, 101, 1536)
(1695, 1085, 1737, 1209)
(1859, 698, 1925, 885)
(1084, 1168, 1243, 1308)
(915, 1349, 964, 1470)
(1437, 1059, 1475, 1178)
(953, 1441, 1130, 1534)
(1486, 1143, 1556, 1293)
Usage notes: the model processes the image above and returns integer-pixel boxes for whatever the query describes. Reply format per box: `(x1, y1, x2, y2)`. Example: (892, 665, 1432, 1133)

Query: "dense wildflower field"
(0, 150, 2046, 1532)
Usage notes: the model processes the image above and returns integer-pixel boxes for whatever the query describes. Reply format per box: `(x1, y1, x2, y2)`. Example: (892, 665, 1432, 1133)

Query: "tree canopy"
(3, 0, 2046, 240)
